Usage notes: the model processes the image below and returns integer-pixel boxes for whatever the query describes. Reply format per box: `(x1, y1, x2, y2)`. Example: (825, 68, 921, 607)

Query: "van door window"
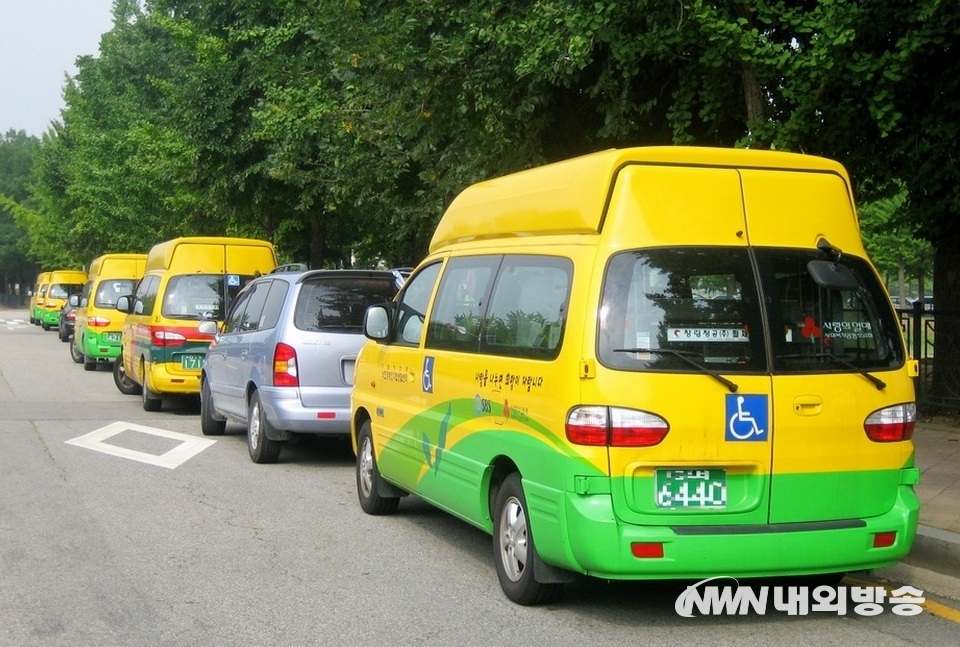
(426, 256, 499, 352)
(393, 262, 442, 347)
(598, 248, 766, 372)
(479, 256, 572, 359)
(757, 249, 904, 372)
(134, 276, 160, 316)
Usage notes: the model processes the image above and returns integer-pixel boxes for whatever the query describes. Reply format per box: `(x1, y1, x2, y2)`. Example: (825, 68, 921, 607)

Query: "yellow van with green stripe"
(351, 147, 920, 605)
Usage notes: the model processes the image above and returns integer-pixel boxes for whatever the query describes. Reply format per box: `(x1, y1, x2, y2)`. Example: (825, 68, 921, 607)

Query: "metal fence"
(898, 303, 960, 414)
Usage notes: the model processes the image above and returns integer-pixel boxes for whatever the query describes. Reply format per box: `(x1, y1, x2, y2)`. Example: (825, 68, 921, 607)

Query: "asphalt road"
(1, 309, 958, 646)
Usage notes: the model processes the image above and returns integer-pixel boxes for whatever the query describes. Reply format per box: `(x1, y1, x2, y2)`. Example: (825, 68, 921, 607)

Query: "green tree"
(0, 130, 41, 299)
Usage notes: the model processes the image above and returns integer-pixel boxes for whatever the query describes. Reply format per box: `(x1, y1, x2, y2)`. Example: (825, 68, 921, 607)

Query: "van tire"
(200, 379, 226, 436)
(141, 364, 162, 411)
(70, 342, 85, 365)
(83, 356, 97, 371)
(247, 391, 281, 463)
(113, 357, 141, 395)
(356, 420, 400, 515)
(493, 473, 563, 606)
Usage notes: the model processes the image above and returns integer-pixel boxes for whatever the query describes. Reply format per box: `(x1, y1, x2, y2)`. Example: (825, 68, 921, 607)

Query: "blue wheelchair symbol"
(422, 356, 434, 394)
(725, 394, 768, 441)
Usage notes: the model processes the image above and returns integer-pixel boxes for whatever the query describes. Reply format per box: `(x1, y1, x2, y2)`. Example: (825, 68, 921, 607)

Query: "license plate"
(104, 332, 122, 343)
(180, 354, 205, 370)
(655, 468, 727, 509)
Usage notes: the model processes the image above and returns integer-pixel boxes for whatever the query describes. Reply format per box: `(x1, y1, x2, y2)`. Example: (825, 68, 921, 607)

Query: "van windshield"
(162, 274, 254, 320)
(598, 247, 903, 374)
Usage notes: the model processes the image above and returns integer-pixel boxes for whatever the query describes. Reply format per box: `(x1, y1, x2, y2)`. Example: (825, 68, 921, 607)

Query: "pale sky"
(0, 1, 116, 137)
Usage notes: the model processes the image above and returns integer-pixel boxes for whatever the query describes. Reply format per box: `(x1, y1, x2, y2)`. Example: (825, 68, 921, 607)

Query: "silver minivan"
(199, 267, 403, 463)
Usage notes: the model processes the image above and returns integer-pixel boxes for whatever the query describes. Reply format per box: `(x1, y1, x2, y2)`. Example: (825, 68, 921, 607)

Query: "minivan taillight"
(566, 406, 669, 447)
(273, 342, 299, 387)
(864, 403, 916, 442)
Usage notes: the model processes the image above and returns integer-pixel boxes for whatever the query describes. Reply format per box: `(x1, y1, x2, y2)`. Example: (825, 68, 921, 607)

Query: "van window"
(95, 279, 137, 308)
(479, 256, 572, 359)
(757, 249, 904, 371)
(426, 257, 499, 352)
(134, 276, 160, 316)
(598, 248, 766, 372)
(48, 283, 84, 300)
(221, 283, 256, 334)
(393, 262, 442, 347)
(295, 276, 399, 333)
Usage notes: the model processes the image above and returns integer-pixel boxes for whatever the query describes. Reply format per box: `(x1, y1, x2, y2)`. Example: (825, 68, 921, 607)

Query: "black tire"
(59, 328, 69, 342)
(41, 321, 50, 331)
(356, 420, 400, 515)
(200, 378, 226, 436)
(70, 341, 85, 365)
(247, 391, 281, 463)
(141, 363, 162, 411)
(493, 472, 563, 605)
(83, 355, 97, 371)
(113, 356, 141, 395)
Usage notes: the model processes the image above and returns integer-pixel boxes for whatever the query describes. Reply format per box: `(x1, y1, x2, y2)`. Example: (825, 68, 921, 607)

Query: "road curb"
(900, 525, 960, 580)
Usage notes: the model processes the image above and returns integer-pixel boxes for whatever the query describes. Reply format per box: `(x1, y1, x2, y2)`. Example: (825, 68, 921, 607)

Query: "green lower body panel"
(532, 483, 919, 579)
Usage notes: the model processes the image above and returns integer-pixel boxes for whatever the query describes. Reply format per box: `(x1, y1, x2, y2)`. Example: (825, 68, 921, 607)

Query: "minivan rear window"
(295, 277, 399, 332)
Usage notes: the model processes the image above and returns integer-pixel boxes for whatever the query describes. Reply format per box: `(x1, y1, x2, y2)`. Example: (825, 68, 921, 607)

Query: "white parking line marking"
(66, 422, 216, 469)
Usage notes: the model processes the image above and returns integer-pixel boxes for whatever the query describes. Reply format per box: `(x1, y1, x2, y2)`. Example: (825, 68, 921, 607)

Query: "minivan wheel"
(247, 391, 281, 464)
(356, 420, 400, 515)
(493, 472, 563, 605)
(70, 342, 85, 365)
(83, 355, 97, 371)
(200, 379, 226, 436)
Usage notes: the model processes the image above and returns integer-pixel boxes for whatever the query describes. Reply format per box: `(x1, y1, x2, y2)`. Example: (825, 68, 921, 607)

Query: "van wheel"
(113, 357, 141, 395)
(200, 379, 226, 436)
(493, 473, 563, 605)
(247, 391, 281, 464)
(41, 321, 50, 331)
(141, 363, 162, 411)
(83, 355, 97, 371)
(356, 420, 400, 515)
(70, 342, 85, 365)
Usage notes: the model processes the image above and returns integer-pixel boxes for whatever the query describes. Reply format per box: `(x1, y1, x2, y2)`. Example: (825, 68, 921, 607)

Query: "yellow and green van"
(73, 253, 148, 370)
(38, 269, 88, 331)
(114, 236, 277, 411)
(29, 271, 51, 325)
(351, 147, 920, 605)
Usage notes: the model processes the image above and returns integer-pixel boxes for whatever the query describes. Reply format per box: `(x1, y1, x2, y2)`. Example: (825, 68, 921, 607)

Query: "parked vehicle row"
(31, 147, 920, 608)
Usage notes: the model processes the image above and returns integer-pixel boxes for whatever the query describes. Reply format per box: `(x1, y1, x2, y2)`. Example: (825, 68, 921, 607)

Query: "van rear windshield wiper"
(776, 353, 886, 390)
(614, 347, 739, 393)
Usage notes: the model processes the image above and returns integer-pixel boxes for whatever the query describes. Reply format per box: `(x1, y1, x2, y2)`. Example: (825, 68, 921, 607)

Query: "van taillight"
(273, 342, 299, 387)
(152, 328, 186, 347)
(566, 406, 669, 447)
(88, 316, 111, 327)
(864, 403, 917, 442)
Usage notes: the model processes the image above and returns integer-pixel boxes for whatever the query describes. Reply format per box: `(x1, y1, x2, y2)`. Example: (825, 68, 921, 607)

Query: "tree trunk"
(929, 242, 960, 411)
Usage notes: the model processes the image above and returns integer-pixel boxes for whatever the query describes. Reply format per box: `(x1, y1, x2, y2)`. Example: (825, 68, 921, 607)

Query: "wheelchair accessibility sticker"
(422, 356, 434, 394)
(726, 394, 768, 441)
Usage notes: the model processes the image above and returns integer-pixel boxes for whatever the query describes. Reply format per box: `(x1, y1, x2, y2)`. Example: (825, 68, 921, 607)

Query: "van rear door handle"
(793, 395, 823, 416)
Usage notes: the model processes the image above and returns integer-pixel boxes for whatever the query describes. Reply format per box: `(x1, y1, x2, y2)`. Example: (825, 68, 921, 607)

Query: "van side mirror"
(116, 295, 132, 313)
(198, 320, 219, 335)
(363, 304, 391, 341)
(69, 294, 79, 307)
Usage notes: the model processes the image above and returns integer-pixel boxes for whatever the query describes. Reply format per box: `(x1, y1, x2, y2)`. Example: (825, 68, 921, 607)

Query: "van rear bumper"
(146, 361, 202, 395)
(258, 386, 352, 436)
(535, 483, 919, 579)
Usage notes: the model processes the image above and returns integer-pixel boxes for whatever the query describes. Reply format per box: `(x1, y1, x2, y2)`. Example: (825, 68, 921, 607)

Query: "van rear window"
(598, 247, 903, 374)
(295, 277, 399, 332)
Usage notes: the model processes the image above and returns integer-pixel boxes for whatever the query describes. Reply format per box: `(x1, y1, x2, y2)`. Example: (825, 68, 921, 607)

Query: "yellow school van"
(114, 236, 277, 411)
(351, 147, 920, 605)
(29, 271, 51, 325)
(72, 253, 148, 370)
(38, 269, 88, 331)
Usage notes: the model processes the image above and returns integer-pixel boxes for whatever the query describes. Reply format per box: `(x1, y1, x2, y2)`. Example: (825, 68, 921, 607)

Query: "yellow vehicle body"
(38, 269, 88, 330)
(351, 147, 920, 604)
(73, 253, 148, 370)
(117, 236, 277, 411)
(29, 271, 51, 325)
